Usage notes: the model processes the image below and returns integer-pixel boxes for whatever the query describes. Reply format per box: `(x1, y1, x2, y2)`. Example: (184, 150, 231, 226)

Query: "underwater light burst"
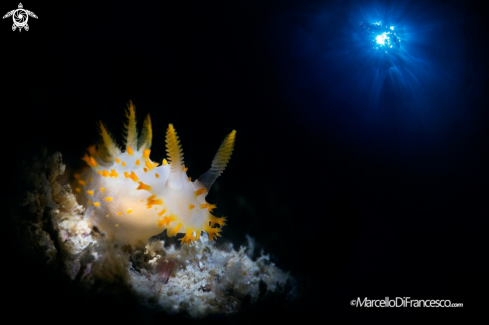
(269, 0, 485, 167)
(361, 21, 401, 51)
(375, 33, 386, 45)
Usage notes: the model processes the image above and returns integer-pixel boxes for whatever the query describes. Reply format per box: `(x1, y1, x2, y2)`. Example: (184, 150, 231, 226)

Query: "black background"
(2, 0, 486, 323)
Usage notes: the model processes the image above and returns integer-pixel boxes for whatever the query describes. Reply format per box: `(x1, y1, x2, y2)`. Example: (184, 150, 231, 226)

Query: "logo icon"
(3, 3, 37, 32)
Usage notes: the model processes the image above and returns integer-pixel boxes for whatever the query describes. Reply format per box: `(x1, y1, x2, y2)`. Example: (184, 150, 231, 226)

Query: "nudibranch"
(74, 101, 236, 245)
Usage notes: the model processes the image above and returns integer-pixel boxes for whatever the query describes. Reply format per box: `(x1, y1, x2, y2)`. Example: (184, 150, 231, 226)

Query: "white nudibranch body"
(74, 101, 236, 245)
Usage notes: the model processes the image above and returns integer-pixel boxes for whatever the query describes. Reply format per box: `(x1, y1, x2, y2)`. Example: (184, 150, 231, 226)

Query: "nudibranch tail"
(123, 100, 138, 150)
(76, 101, 235, 246)
(197, 130, 236, 190)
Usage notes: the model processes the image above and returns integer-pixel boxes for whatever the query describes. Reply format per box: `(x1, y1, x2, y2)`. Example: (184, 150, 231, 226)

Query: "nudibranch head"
(75, 101, 236, 245)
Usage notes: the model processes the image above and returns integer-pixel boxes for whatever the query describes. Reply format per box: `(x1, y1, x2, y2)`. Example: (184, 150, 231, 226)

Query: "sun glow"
(360, 21, 401, 52)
